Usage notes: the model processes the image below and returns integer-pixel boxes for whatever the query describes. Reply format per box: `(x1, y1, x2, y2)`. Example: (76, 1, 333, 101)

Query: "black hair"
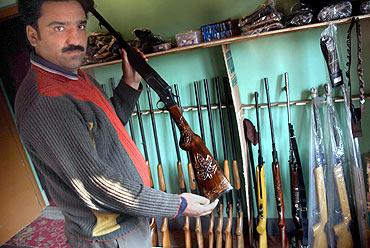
(18, 0, 95, 28)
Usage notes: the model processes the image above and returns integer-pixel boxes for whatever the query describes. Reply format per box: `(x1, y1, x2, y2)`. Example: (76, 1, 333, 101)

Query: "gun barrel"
(215, 78, 228, 158)
(147, 85, 162, 165)
(255, 92, 263, 164)
(194, 81, 206, 139)
(170, 87, 182, 162)
(264, 78, 277, 152)
(284, 73, 291, 123)
(136, 102, 149, 161)
(204, 78, 218, 159)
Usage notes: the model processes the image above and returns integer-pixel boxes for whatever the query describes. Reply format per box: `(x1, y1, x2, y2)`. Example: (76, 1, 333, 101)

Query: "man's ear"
(26, 25, 39, 47)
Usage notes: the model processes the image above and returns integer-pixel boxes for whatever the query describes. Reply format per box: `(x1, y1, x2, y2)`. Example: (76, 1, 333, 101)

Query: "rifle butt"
(195, 216, 204, 248)
(169, 105, 232, 200)
(236, 211, 244, 248)
(313, 166, 328, 248)
(215, 205, 223, 248)
(150, 217, 158, 247)
(225, 206, 233, 248)
(161, 217, 171, 248)
(333, 222, 353, 248)
(313, 225, 328, 248)
(183, 216, 191, 248)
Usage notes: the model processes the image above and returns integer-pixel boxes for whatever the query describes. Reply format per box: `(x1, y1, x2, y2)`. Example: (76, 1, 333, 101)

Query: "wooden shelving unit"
(81, 13, 370, 70)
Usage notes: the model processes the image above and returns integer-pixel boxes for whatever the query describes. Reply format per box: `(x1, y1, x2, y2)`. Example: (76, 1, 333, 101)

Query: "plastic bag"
(320, 24, 344, 88)
(238, 1, 276, 27)
(324, 83, 354, 248)
(317, 1, 352, 22)
(286, 3, 314, 27)
(239, 0, 283, 35)
(241, 22, 284, 35)
(307, 88, 330, 248)
(360, 1, 370, 14)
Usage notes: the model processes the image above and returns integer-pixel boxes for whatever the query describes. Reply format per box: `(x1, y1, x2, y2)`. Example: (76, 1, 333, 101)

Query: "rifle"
(147, 85, 171, 248)
(194, 80, 214, 248)
(87, 4, 231, 201)
(283, 73, 307, 247)
(254, 92, 268, 248)
(214, 77, 234, 248)
(223, 78, 248, 248)
(188, 154, 204, 248)
(264, 78, 288, 248)
(242, 117, 258, 241)
(204, 78, 228, 248)
(325, 84, 353, 248)
(171, 84, 191, 248)
(136, 102, 158, 246)
(311, 88, 329, 248)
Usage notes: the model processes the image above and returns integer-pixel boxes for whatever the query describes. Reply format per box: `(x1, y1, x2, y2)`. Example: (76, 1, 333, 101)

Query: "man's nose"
(66, 28, 84, 46)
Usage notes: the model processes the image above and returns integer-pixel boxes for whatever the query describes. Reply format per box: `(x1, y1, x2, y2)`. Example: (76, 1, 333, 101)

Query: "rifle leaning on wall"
(147, 85, 171, 248)
(223, 78, 249, 248)
(136, 102, 158, 247)
(325, 84, 353, 248)
(204, 78, 233, 248)
(311, 88, 329, 248)
(215, 77, 244, 248)
(202, 79, 220, 248)
(193, 81, 206, 248)
(264, 78, 288, 248)
(254, 92, 268, 248)
(169, 84, 191, 248)
(283, 73, 307, 248)
(87, 4, 232, 201)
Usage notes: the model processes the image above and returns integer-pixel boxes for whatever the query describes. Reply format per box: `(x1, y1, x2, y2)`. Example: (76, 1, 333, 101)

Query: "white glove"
(180, 192, 219, 217)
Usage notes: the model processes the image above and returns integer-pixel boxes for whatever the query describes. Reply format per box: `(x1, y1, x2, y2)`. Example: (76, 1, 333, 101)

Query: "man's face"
(27, 1, 88, 72)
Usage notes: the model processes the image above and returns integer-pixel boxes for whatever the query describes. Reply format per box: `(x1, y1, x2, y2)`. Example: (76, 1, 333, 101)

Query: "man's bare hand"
(180, 193, 219, 217)
(121, 48, 147, 90)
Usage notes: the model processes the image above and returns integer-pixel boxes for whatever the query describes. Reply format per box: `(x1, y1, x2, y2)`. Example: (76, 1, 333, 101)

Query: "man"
(15, 0, 218, 247)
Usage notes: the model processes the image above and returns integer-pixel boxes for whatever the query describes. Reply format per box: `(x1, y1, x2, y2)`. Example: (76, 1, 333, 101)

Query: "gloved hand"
(180, 193, 219, 217)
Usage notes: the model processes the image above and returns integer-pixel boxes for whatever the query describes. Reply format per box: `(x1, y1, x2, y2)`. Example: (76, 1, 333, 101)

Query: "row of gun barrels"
(125, 77, 247, 247)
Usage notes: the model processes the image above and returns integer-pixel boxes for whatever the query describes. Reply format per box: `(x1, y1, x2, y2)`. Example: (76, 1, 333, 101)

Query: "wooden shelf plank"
(0, 4, 18, 21)
(81, 13, 370, 70)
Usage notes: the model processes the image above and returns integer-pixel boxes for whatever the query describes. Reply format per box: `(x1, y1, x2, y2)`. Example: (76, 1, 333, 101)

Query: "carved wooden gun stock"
(88, 6, 232, 201)
(188, 162, 204, 248)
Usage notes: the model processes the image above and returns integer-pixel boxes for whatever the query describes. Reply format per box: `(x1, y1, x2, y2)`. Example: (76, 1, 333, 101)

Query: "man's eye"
(79, 24, 86, 30)
(54, 26, 65, 32)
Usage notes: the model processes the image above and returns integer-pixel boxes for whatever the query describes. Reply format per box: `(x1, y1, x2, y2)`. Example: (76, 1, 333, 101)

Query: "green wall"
(86, 0, 370, 219)
(88, 0, 295, 40)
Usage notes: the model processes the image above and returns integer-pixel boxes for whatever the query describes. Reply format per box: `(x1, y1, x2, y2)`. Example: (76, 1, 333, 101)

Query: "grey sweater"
(15, 53, 181, 241)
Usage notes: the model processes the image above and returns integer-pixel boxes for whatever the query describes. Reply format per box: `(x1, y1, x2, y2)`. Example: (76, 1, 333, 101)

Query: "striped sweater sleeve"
(20, 96, 181, 218)
(85, 73, 141, 126)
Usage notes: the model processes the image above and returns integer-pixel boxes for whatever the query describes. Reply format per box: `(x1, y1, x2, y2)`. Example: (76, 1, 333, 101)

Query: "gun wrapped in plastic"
(310, 88, 329, 248)
(320, 24, 344, 88)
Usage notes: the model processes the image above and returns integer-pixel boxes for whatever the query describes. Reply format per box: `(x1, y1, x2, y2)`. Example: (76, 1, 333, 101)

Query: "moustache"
(62, 45, 85, 53)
